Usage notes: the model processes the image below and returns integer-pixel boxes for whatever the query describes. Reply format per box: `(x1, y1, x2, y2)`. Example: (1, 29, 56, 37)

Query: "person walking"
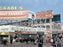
(38, 36, 43, 47)
(3, 39, 7, 45)
(50, 38, 53, 46)
(57, 41, 61, 47)
(53, 42, 56, 47)
(34, 39, 37, 45)
(10, 35, 13, 44)
(26, 38, 28, 44)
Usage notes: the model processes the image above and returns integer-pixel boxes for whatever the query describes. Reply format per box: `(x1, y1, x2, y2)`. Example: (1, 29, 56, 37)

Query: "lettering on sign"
(0, 6, 23, 10)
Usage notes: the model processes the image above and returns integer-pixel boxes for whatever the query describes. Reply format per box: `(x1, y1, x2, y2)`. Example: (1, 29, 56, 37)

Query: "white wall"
(61, 25, 63, 31)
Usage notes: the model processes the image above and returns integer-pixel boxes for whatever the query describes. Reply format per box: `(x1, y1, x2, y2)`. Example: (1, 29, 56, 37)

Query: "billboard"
(36, 11, 53, 19)
(0, 10, 28, 20)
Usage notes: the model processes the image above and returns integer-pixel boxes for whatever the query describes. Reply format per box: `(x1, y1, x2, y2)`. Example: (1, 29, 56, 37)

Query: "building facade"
(0, 11, 62, 38)
(20, 11, 62, 38)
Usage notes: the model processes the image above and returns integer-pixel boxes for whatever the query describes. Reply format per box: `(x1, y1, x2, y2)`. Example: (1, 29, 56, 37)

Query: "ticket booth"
(0, 32, 10, 43)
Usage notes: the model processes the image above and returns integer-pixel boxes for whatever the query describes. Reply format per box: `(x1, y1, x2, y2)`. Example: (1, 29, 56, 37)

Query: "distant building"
(20, 11, 62, 38)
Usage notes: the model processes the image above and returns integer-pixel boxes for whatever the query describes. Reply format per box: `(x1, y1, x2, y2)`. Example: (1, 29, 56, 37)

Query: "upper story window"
(38, 26, 40, 28)
(37, 19, 40, 24)
(52, 24, 61, 29)
(41, 19, 45, 23)
(41, 26, 45, 28)
(25, 20, 28, 22)
(46, 19, 50, 23)
(33, 26, 37, 28)
(46, 25, 50, 28)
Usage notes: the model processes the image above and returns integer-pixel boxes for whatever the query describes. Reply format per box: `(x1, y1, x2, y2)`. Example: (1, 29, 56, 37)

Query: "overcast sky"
(0, 0, 63, 24)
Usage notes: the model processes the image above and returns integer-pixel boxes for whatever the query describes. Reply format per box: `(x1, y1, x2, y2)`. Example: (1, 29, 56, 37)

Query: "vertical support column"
(24, 21, 25, 26)
(45, 19, 46, 23)
(6, 20, 8, 24)
(40, 19, 41, 24)
(44, 19, 46, 29)
(16, 20, 17, 26)
(35, 20, 37, 27)
(31, 21, 33, 27)
(28, 20, 30, 27)
(50, 18, 52, 38)
(36, 20, 37, 24)
(20, 20, 21, 26)
(10, 20, 12, 25)
(40, 19, 41, 28)
(50, 18, 52, 23)
(8, 34, 10, 43)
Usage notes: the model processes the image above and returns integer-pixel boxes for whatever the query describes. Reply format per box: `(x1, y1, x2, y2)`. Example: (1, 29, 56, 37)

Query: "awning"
(0, 32, 9, 35)
(9, 32, 15, 35)
(21, 31, 37, 34)
(52, 31, 61, 34)
(37, 32, 44, 35)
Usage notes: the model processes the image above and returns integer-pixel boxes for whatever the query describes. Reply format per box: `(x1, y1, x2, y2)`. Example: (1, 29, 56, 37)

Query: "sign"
(21, 31, 37, 34)
(27, 11, 36, 21)
(0, 10, 28, 20)
(9, 32, 14, 35)
(0, 25, 46, 32)
(36, 11, 53, 19)
(0, 32, 9, 35)
(0, 6, 23, 10)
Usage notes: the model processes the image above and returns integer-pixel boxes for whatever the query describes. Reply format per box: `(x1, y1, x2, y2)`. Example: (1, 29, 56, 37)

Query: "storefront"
(52, 31, 61, 38)
(0, 32, 10, 43)
(37, 32, 44, 36)
(20, 31, 37, 41)
(9, 32, 15, 36)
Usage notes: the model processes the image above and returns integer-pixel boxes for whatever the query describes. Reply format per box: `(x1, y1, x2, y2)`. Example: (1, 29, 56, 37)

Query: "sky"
(0, 0, 63, 24)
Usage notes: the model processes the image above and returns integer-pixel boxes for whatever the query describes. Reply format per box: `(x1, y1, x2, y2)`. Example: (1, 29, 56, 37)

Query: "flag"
(32, 14, 34, 17)
(28, 14, 36, 21)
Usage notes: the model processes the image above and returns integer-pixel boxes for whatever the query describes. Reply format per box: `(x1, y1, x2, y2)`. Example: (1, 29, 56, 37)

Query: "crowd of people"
(0, 34, 63, 47)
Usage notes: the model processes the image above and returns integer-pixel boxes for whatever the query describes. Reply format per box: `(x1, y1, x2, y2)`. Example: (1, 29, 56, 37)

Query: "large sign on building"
(0, 25, 46, 32)
(0, 10, 28, 20)
(36, 11, 53, 19)
(0, 6, 23, 10)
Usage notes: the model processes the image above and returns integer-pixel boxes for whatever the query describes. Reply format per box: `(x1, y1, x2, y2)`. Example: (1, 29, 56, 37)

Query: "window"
(33, 26, 37, 28)
(46, 25, 50, 28)
(53, 24, 61, 29)
(46, 19, 50, 23)
(25, 20, 28, 22)
(37, 19, 40, 24)
(41, 19, 45, 23)
(38, 26, 40, 27)
(52, 14, 61, 23)
(41, 26, 45, 28)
